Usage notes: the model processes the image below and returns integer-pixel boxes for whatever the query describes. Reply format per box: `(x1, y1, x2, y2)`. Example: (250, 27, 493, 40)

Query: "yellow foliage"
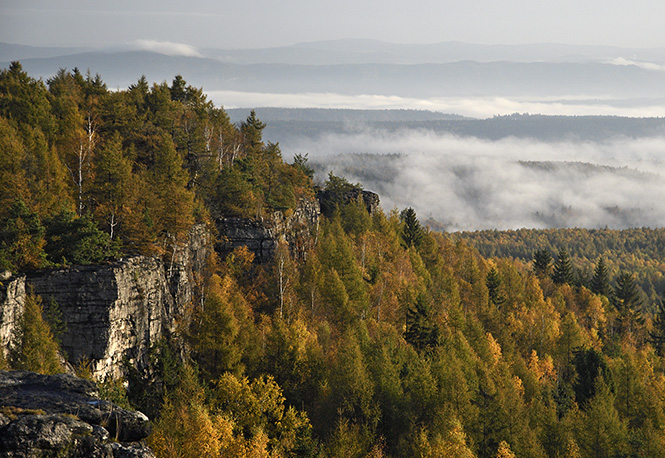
(495, 440, 516, 458)
(486, 332, 502, 366)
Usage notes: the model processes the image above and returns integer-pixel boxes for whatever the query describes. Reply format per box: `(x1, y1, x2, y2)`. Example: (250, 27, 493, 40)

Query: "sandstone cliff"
(217, 196, 321, 263)
(0, 224, 213, 381)
(0, 274, 25, 359)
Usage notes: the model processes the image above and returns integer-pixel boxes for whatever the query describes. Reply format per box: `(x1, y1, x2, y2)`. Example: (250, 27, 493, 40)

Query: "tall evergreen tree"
(533, 249, 552, 278)
(240, 110, 265, 155)
(590, 257, 612, 298)
(613, 271, 644, 336)
(400, 207, 424, 249)
(552, 248, 574, 285)
(405, 294, 439, 351)
(486, 267, 506, 307)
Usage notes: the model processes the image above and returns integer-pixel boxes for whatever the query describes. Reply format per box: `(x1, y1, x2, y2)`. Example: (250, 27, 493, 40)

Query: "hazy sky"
(3, 0, 665, 50)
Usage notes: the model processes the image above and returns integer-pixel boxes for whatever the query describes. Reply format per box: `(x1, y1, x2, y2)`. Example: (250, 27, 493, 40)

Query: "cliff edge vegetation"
(3, 65, 665, 458)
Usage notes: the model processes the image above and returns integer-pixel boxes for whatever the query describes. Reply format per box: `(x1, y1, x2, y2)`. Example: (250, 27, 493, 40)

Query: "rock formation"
(0, 274, 25, 359)
(0, 370, 154, 457)
(217, 196, 321, 263)
(0, 224, 213, 381)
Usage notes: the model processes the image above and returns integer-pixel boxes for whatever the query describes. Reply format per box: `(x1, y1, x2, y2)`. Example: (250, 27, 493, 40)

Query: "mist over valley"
(230, 110, 665, 231)
(5, 39, 665, 231)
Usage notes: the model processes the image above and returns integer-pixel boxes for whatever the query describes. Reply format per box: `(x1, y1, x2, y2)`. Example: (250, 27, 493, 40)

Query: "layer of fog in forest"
(281, 128, 665, 231)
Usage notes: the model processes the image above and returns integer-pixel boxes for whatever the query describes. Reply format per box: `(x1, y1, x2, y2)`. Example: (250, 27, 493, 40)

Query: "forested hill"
(5, 63, 665, 458)
(452, 227, 665, 309)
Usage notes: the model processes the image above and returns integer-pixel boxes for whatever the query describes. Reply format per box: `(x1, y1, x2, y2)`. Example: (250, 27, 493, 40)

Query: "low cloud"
(208, 90, 665, 118)
(282, 128, 665, 231)
(608, 57, 665, 72)
(134, 39, 203, 57)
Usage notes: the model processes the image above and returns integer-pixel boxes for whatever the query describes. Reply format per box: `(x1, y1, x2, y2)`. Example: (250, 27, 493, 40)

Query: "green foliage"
(292, 153, 314, 180)
(9, 294, 63, 374)
(405, 294, 439, 351)
(572, 347, 613, 408)
(485, 267, 506, 307)
(533, 249, 552, 277)
(7, 66, 665, 458)
(552, 248, 575, 285)
(649, 291, 665, 355)
(44, 210, 119, 264)
(590, 257, 612, 298)
(0, 199, 46, 271)
(400, 207, 424, 249)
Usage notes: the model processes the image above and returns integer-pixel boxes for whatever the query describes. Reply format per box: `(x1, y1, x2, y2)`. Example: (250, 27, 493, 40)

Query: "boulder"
(0, 370, 154, 457)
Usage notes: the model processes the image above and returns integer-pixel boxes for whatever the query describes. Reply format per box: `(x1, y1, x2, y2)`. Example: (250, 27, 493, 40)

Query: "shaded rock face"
(217, 197, 320, 263)
(27, 257, 177, 380)
(0, 224, 213, 381)
(0, 370, 154, 457)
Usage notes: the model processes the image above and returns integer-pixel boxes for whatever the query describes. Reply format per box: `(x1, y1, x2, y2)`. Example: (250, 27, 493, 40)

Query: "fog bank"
(282, 129, 665, 231)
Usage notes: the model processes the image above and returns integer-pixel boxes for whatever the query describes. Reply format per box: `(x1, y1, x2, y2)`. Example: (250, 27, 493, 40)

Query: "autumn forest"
(3, 62, 665, 458)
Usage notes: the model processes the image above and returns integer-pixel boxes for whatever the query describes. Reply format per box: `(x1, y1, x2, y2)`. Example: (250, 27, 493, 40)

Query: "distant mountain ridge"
(4, 50, 665, 102)
(3, 40, 665, 102)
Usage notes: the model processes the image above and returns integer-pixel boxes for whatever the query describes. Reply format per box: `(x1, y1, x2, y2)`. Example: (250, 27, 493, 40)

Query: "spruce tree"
(613, 271, 644, 336)
(590, 257, 612, 298)
(552, 248, 574, 285)
(400, 207, 424, 248)
(405, 294, 439, 351)
(533, 249, 552, 277)
(486, 267, 506, 307)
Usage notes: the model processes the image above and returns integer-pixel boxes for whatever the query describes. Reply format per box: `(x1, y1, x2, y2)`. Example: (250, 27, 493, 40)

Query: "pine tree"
(552, 248, 574, 285)
(400, 207, 424, 248)
(240, 109, 266, 155)
(590, 257, 612, 298)
(532, 249, 552, 277)
(613, 271, 644, 337)
(486, 267, 506, 307)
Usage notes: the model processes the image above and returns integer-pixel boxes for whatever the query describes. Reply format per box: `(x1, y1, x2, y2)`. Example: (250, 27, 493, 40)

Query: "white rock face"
(1, 224, 213, 380)
(0, 275, 26, 359)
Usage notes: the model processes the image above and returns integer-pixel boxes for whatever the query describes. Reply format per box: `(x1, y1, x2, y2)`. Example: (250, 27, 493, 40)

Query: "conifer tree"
(590, 257, 612, 298)
(486, 267, 506, 307)
(405, 294, 439, 351)
(400, 207, 424, 248)
(92, 133, 134, 240)
(613, 271, 644, 337)
(240, 110, 266, 155)
(0, 199, 46, 271)
(552, 248, 574, 285)
(532, 249, 552, 278)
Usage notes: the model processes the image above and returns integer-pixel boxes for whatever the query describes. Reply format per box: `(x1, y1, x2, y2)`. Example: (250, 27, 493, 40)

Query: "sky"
(3, 0, 665, 50)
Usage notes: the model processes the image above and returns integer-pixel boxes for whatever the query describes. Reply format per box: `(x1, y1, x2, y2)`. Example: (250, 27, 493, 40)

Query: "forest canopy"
(3, 64, 665, 458)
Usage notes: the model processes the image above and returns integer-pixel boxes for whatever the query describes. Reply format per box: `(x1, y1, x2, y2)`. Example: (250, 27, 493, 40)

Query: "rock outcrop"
(217, 196, 320, 263)
(0, 370, 154, 457)
(0, 274, 25, 359)
(0, 224, 214, 381)
(27, 257, 179, 381)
